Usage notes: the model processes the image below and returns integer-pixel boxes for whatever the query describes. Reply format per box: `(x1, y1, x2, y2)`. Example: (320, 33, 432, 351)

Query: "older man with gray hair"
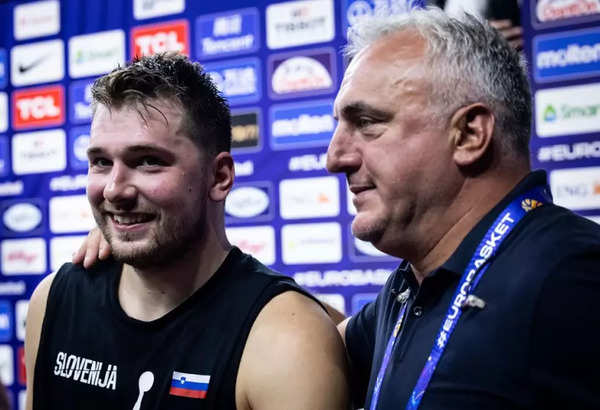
(328, 7, 600, 410)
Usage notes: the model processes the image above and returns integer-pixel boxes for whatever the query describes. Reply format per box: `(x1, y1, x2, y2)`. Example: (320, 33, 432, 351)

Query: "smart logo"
(196, 8, 259, 59)
(69, 127, 90, 171)
(534, 27, 600, 81)
(205, 58, 261, 105)
(270, 100, 335, 150)
(536, 83, 600, 137)
(12, 85, 65, 130)
(131, 20, 189, 57)
(69, 80, 94, 124)
(0, 301, 12, 342)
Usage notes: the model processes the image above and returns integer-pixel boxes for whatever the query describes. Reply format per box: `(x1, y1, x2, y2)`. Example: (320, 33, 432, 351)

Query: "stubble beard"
(98, 206, 207, 269)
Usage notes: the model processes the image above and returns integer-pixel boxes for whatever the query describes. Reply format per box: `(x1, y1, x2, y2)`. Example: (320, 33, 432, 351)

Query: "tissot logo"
(231, 110, 261, 151)
(131, 20, 189, 57)
(12, 85, 65, 130)
(12, 129, 66, 175)
(266, 0, 335, 49)
(10, 39, 64, 87)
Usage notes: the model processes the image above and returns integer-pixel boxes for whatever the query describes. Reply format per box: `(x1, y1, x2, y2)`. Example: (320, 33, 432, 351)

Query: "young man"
(26, 53, 349, 410)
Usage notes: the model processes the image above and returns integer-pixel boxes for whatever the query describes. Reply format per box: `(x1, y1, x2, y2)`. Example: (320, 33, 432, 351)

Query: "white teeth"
(113, 214, 149, 225)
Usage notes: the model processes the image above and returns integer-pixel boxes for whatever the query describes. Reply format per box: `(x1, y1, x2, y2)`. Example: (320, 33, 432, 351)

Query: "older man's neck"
(410, 166, 529, 284)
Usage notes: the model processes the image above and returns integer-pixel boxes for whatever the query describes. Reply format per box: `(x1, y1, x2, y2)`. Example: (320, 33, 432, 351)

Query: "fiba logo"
(521, 198, 543, 212)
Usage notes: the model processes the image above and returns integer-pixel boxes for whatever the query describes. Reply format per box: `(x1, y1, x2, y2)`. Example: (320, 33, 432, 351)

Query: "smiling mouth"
(108, 213, 155, 226)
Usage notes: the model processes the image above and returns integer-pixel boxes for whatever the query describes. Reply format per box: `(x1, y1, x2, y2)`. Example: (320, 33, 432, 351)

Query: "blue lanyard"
(368, 185, 551, 410)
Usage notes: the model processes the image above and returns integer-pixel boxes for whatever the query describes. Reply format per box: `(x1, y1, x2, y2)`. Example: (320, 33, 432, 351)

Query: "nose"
(326, 123, 361, 174)
(103, 164, 137, 206)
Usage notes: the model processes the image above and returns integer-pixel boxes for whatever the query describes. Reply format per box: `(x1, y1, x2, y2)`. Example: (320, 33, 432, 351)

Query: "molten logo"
(131, 20, 189, 57)
(12, 85, 64, 129)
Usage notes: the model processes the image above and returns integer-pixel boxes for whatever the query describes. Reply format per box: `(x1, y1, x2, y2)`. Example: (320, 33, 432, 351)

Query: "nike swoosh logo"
(18, 54, 49, 74)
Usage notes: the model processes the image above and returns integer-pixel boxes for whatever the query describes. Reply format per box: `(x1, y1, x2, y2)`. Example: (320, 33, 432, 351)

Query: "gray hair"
(345, 7, 531, 159)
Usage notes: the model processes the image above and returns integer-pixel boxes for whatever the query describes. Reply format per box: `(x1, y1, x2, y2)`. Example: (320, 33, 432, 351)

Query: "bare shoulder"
(25, 272, 56, 410)
(236, 290, 350, 410)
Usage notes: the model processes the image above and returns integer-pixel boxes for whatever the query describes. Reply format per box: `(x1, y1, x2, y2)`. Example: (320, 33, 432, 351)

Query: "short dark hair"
(91, 52, 231, 156)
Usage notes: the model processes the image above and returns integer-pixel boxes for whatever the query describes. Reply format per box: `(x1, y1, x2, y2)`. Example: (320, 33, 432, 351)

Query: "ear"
(209, 152, 234, 202)
(449, 103, 495, 167)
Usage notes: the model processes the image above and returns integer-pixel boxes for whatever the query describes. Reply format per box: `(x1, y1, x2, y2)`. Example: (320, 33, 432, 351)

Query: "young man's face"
(87, 100, 211, 267)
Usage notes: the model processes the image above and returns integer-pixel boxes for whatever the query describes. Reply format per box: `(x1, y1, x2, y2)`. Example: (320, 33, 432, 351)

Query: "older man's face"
(327, 31, 459, 257)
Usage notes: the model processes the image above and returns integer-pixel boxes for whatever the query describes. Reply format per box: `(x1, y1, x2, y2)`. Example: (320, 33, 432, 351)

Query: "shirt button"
(412, 306, 423, 317)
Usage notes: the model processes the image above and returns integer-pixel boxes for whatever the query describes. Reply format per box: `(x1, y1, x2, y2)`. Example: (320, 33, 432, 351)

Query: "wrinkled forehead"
(336, 32, 431, 106)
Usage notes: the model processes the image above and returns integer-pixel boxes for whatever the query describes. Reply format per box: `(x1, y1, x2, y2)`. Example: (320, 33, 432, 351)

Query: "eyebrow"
(340, 102, 394, 122)
(86, 144, 175, 158)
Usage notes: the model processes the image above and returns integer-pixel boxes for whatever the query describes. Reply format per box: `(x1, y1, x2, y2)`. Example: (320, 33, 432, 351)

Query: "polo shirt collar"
(440, 170, 548, 276)
(399, 170, 548, 286)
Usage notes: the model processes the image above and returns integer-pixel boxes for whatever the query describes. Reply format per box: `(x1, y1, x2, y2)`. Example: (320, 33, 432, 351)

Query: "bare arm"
(72, 227, 111, 268)
(236, 291, 351, 410)
(25, 273, 56, 410)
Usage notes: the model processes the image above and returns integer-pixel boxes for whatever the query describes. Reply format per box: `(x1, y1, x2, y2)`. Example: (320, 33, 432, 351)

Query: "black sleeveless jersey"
(34, 247, 317, 410)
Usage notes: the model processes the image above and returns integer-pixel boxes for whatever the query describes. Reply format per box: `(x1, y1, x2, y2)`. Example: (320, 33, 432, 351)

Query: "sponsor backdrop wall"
(0, 0, 598, 406)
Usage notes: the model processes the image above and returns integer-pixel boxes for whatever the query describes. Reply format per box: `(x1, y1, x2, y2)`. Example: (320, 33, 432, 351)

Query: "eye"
(89, 157, 112, 168)
(138, 156, 166, 168)
(356, 117, 376, 129)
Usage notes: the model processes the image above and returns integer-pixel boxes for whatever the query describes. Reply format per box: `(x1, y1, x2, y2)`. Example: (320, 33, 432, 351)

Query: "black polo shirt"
(346, 171, 600, 409)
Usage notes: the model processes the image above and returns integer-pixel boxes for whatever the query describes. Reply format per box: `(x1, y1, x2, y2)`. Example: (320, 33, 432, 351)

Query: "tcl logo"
(131, 20, 189, 57)
(12, 85, 64, 129)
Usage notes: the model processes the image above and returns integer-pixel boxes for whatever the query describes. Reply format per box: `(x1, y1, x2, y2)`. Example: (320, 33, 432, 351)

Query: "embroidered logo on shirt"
(169, 371, 210, 399)
(53, 351, 118, 390)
